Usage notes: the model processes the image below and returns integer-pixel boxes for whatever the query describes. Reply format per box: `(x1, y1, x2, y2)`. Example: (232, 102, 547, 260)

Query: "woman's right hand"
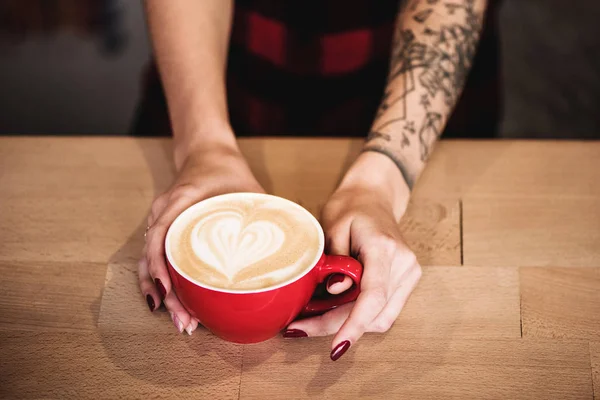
(139, 141, 265, 334)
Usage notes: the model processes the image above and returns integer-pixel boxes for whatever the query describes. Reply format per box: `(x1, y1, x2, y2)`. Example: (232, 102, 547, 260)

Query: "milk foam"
(167, 194, 322, 290)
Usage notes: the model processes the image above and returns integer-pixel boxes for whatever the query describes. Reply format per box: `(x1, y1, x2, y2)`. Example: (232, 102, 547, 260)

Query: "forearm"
(144, 0, 235, 167)
(364, 0, 487, 189)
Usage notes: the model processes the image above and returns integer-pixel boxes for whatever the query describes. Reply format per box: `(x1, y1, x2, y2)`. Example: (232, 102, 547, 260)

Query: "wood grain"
(2, 137, 599, 399)
(240, 338, 592, 399)
(394, 267, 521, 339)
(521, 268, 600, 339)
(0, 137, 458, 266)
(463, 197, 600, 267)
(0, 261, 106, 331)
(238, 138, 362, 207)
(591, 342, 600, 399)
(98, 261, 180, 334)
(0, 330, 242, 399)
(0, 138, 173, 264)
(399, 199, 460, 266)
(416, 140, 600, 198)
(99, 263, 517, 338)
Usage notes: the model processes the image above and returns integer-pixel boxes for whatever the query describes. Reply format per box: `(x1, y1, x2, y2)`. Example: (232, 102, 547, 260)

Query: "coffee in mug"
(167, 194, 322, 291)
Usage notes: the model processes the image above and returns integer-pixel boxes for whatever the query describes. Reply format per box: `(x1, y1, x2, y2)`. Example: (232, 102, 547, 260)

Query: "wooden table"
(1, 137, 599, 399)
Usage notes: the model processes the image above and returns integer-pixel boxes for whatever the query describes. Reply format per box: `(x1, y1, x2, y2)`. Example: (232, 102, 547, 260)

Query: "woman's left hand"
(284, 152, 422, 361)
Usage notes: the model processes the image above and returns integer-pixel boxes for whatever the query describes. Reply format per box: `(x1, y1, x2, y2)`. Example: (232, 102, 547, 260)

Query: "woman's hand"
(139, 141, 264, 334)
(285, 152, 422, 360)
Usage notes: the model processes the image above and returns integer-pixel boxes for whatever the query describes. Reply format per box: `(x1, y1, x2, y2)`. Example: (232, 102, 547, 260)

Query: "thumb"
(324, 225, 353, 294)
(326, 273, 354, 295)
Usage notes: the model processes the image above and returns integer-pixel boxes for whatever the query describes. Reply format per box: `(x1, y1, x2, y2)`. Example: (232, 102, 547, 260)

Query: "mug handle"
(300, 255, 363, 317)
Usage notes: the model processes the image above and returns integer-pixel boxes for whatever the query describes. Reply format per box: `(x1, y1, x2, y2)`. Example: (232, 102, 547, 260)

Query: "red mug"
(165, 194, 363, 344)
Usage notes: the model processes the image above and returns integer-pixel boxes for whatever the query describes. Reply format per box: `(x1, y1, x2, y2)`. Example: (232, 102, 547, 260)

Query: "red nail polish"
(330, 340, 351, 361)
(327, 274, 346, 290)
(146, 294, 155, 312)
(283, 329, 308, 338)
(155, 278, 167, 299)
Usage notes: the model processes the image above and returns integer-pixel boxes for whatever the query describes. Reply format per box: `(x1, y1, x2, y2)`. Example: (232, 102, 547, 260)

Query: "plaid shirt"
(228, 0, 398, 136)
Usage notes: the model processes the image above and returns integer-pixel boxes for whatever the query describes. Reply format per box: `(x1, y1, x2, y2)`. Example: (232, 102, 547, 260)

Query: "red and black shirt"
(136, 0, 399, 137)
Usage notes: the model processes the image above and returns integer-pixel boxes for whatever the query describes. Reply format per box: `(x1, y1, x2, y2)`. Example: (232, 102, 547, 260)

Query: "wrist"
(339, 151, 411, 218)
(173, 125, 238, 170)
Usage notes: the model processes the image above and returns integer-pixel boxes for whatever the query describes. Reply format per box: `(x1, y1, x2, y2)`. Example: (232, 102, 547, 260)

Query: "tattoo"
(445, 2, 463, 14)
(413, 8, 434, 23)
(365, 0, 482, 186)
(366, 131, 391, 142)
(401, 132, 411, 148)
(408, 0, 420, 11)
(419, 112, 443, 160)
(419, 94, 431, 109)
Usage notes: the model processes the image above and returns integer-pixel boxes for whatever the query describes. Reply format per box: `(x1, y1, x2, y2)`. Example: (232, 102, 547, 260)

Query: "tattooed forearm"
(363, 0, 486, 189)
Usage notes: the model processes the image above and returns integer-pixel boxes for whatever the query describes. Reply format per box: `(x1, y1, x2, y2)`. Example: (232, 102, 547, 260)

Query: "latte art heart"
(191, 212, 285, 280)
(168, 194, 322, 290)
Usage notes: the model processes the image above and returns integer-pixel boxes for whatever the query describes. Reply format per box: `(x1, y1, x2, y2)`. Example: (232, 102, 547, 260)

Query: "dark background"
(1, 0, 598, 139)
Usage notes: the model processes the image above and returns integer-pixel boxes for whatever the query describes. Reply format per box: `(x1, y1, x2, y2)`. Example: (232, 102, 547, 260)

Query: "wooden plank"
(239, 138, 363, 207)
(99, 263, 517, 338)
(0, 261, 106, 331)
(0, 195, 151, 264)
(240, 338, 592, 399)
(416, 140, 600, 198)
(98, 261, 179, 333)
(463, 197, 600, 267)
(395, 267, 521, 338)
(0, 138, 173, 264)
(0, 330, 241, 399)
(591, 342, 600, 399)
(0, 137, 458, 265)
(521, 268, 600, 339)
(4, 138, 597, 266)
(399, 199, 460, 266)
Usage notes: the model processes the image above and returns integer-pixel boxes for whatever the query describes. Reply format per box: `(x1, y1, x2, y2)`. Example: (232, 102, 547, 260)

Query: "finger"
(370, 263, 422, 333)
(185, 318, 200, 336)
(325, 222, 351, 256)
(147, 193, 168, 227)
(326, 274, 354, 295)
(138, 257, 161, 312)
(146, 196, 199, 299)
(163, 289, 193, 334)
(329, 247, 394, 354)
(285, 302, 354, 337)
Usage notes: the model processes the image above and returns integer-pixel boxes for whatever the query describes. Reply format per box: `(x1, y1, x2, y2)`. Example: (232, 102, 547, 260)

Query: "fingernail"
(327, 274, 346, 290)
(171, 312, 183, 333)
(185, 324, 194, 336)
(146, 294, 155, 312)
(330, 340, 351, 361)
(283, 329, 308, 338)
(155, 278, 167, 299)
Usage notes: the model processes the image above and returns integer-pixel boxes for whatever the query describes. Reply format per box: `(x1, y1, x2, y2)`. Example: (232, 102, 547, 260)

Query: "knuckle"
(146, 252, 165, 276)
(413, 264, 423, 280)
(371, 317, 394, 333)
(145, 225, 161, 243)
(169, 184, 196, 202)
(310, 315, 330, 337)
(324, 221, 344, 239)
(401, 251, 418, 268)
(150, 194, 167, 215)
(374, 234, 398, 260)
